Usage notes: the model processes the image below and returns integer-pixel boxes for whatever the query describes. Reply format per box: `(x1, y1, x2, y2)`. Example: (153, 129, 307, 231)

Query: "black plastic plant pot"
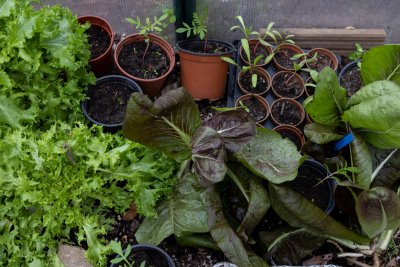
(338, 60, 362, 98)
(81, 75, 142, 130)
(110, 244, 176, 267)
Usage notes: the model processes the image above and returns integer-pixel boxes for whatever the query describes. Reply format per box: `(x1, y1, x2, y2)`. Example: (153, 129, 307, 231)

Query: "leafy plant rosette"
(122, 87, 370, 266)
(303, 44, 400, 257)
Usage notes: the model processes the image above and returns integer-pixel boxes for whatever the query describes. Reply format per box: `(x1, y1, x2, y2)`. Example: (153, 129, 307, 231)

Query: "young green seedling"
(348, 43, 364, 69)
(281, 52, 318, 87)
(212, 100, 250, 113)
(176, 10, 209, 52)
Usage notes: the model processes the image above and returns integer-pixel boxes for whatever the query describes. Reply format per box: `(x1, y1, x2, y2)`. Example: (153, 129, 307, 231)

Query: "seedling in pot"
(212, 100, 250, 113)
(176, 9, 209, 52)
(282, 52, 318, 87)
(110, 241, 147, 267)
(348, 43, 364, 69)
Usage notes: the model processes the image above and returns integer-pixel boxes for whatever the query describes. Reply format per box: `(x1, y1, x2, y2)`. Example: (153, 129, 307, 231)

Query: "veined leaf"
(350, 132, 372, 190)
(303, 123, 344, 144)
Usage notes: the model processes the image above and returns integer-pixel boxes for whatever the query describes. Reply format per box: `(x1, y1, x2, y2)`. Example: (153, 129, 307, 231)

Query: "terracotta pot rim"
(273, 124, 305, 148)
(176, 39, 235, 57)
(239, 39, 274, 67)
(114, 33, 175, 83)
(306, 47, 339, 71)
(237, 67, 272, 95)
(271, 70, 305, 99)
(270, 97, 305, 126)
(235, 94, 270, 123)
(273, 43, 305, 71)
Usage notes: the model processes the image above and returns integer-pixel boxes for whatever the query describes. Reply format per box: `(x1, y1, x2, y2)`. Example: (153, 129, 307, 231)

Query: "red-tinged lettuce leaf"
(269, 183, 370, 245)
(304, 67, 347, 126)
(356, 187, 400, 238)
(204, 110, 257, 152)
(234, 128, 304, 184)
(135, 172, 208, 245)
(350, 132, 372, 190)
(123, 88, 201, 162)
(303, 123, 344, 144)
(361, 44, 400, 85)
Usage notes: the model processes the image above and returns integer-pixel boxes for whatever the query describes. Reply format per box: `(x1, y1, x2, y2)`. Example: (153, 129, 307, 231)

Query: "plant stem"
(141, 41, 150, 65)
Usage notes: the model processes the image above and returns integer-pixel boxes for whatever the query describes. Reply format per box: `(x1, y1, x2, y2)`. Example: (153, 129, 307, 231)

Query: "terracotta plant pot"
(176, 39, 235, 101)
(270, 98, 305, 126)
(114, 33, 176, 98)
(239, 39, 273, 67)
(78, 16, 114, 77)
(237, 67, 271, 95)
(235, 94, 270, 123)
(273, 125, 305, 150)
(306, 48, 338, 72)
(304, 76, 315, 97)
(271, 70, 305, 99)
(273, 43, 304, 71)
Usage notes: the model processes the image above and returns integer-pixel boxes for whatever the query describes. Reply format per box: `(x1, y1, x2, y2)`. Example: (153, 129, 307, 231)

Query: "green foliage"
(229, 15, 260, 40)
(109, 241, 147, 267)
(176, 11, 208, 40)
(348, 43, 365, 62)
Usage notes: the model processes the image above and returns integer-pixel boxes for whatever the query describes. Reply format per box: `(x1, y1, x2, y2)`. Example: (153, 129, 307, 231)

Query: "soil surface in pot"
(275, 48, 301, 69)
(340, 65, 362, 97)
(271, 100, 302, 125)
(87, 25, 110, 60)
(183, 41, 231, 54)
(241, 96, 267, 122)
(86, 81, 132, 124)
(246, 43, 271, 62)
(275, 128, 302, 150)
(273, 72, 303, 98)
(240, 71, 268, 94)
(307, 52, 334, 72)
(118, 41, 170, 79)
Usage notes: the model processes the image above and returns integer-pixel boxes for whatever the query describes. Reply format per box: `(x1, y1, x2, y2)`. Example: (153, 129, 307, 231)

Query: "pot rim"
(273, 124, 305, 149)
(237, 67, 272, 96)
(306, 47, 339, 71)
(271, 70, 305, 99)
(235, 94, 270, 123)
(273, 43, 305, 71)
(176, 39, 235, 57)
(338, 59, 361, 84)
(270, 97, 305, 126)
(239, 38, 274, 67)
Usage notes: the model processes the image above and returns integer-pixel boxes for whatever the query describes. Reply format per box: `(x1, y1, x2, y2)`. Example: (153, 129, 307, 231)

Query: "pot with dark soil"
(81, 75, 142, 129)
(235, 94, 270, 123)
(176, 39, 235, 100)
(114, 34, 175, 98)
(273, 125, 305, 150)
(271, 71, 305, 99)
(270, 98, 305, 126)
(273, 44, 305, 71)
(238, 67, 271, 95)
(339, 60, 362, 97)
(78, 16, 114, 77)
(239, 39, 273, 67)
(306, 48, 338, 72)
(304, 77, 315, 97)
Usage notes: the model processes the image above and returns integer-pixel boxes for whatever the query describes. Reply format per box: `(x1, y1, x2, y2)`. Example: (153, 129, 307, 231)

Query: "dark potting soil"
(272, 72, 303, 98)
(123, 249, 169, 267)
(241, 96, 267, 122)
(271, 100, 302, 125)
(86, 81, 133, 124)
(240, 71, 268, 94)
(118, 41, 170, 79)
(307, 52, 334, 72)
(185, 41, 231, 54)
(340, 65, 362, 97)
(246, 43, 271, 62)
(274, 48, 301, 69)
(198, 97, 227, 123)
(275, 128, 302, 150)
(86, 25, 110, 60)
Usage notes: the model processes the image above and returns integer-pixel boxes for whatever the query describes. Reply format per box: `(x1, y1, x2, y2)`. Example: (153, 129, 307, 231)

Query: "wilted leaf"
(304, 123, 344, 144)
(350, 132, 372, 190)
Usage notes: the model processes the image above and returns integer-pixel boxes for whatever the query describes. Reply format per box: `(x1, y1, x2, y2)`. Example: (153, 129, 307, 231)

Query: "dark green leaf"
(176, 234, 220, 251)
(350, 132, 372, 190)
(370, 148, 400, 189)
(303, 123, 344, 144)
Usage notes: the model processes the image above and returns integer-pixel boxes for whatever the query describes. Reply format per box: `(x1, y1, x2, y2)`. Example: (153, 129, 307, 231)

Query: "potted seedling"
(273, 125, 305, 151)
(306, 48, 338, 72)
(235, 94, 270, 123)
(270, 97, 305, 126)
(339, 43, 364, 97)
(304, 69, 319, 96)
(272, 32, 305, 71)
(114, 8, 176, 98)
(175, 9, 235, 100)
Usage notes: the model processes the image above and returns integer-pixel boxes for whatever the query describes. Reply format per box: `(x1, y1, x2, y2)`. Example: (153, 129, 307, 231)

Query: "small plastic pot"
(81, 75, 143, 130)
(270, 98, 305, 126)
(239, 39, 273, 67)
(306, 48, 338, 72)
(110, 244, 176, 267)
(304, 76, 315, 97)
(273, 125, 305, 150)
(271, 70, 305, 99)
(235, 94, 270, 123)
(273, 44, 304, 71)
(339, 60, 362, 97)
(78, 16, 114, 77)
(237, 67, 271, 95)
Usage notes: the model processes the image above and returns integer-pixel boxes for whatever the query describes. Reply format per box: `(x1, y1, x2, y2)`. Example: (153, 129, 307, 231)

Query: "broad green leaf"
(304, 67, 347, 126)
(356, 187, 400, 238)
(303, 123, 344, 144)
(0, 0, 16, 17)
(343, 81, 400, 148)
(350, 132, 372, 189)
(269, 183, 370, 245)
(135, 172, 208, 245)
(361, 44, 400, 85)
(123, 87, 201, 162)
(235, 128, 304, 184)
(109, 241, 123, 256)
(0, 95, 37, 129)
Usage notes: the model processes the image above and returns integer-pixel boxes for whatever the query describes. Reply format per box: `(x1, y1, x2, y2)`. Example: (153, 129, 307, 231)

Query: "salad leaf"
(303, 123, 344, 144)
(350, 133, 372, 189)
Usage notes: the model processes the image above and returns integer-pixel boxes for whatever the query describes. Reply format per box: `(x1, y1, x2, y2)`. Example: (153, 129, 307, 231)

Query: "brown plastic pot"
(304, 76, 315, 97)
(237, 67, 271, 95)
(271, 70, 305, 99)
(114, 33, 175, 98)
(306, 48, 338, 72)
(273, 44, 304, 71)
(176, 39, 235, 101)
(78, 16, 114, 77)
(273, 125, 305, 150)
(235, 94, 270, 123)
(270, 98, 305, 126)
(239, 39, 273, 67)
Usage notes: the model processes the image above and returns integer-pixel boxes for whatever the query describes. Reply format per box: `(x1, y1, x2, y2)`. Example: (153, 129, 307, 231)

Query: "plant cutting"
(271, 71, 305, 99)
(114, 8, 176, 98)
(235, 94, 270, 123)
(272, 33, 305, 71)
(270, 98, 305, 126)
(306, 48, 339, 72)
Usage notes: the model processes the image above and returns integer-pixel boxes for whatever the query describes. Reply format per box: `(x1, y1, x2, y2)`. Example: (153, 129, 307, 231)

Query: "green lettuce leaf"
(303, 123, 344, 144)
(350, 132, 372, 189)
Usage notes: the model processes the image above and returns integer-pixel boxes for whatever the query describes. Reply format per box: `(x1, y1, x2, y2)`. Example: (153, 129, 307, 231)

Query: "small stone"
(58, 245, 93, 267)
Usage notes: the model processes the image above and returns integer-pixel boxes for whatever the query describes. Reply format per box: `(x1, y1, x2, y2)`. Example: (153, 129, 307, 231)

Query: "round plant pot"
(273, 43, 304, 71)
(110, 244, 175, 267)
(306, 48, 338, 72)
(176, 39, 235, 101)
(78, 16, 114, 77)
(114, 33, 175, 98)
(285, 159, 336, 214)
(212, 263, 238, 267)
(339, 60, 362, 98)
(273, 125, 305, 151)
(81, 75, 143, 130)
(237, 67, 271, 95)
(270, 98, 305, 126)
(271, 70, 305, 99)
(304, 76, 315, 97)
(235, 94, 270, 123)
(239, 39, 273, 67)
